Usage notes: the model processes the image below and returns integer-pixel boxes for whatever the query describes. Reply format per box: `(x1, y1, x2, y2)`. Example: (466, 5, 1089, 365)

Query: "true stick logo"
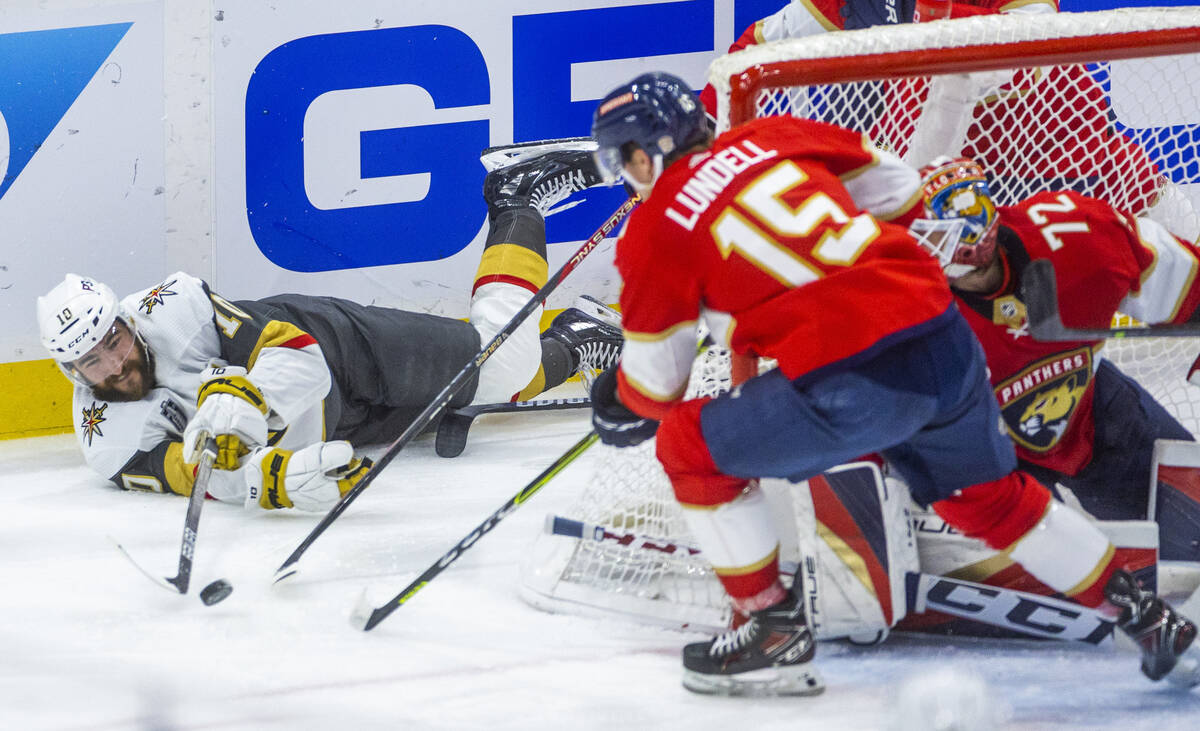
(0, 23, 132, 201)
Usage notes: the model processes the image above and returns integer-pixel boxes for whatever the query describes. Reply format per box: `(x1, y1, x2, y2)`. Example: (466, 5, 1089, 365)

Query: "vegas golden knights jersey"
(75, 272, 479, 500)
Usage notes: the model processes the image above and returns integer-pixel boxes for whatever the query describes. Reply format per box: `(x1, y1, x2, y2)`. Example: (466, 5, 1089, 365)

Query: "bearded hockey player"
(588, 72, 1199, 696)
(37, 147, 621, 513)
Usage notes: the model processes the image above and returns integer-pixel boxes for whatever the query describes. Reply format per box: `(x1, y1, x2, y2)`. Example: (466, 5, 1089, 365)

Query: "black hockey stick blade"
(1024, 259, 1200, 340)
(434, 397, 590, 458)
(114, 437, 218, 595)
(273, 198, 637, 586)
(350, 431, 599, 631)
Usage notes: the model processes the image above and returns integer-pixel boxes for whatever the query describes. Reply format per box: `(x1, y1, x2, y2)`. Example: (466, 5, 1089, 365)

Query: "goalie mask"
(591, 72, 709, 196)
(916, 157, 999, 280)
(37, 274, 146, 394)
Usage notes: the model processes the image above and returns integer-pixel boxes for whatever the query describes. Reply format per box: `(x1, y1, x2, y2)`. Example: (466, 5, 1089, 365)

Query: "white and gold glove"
(183, 366, 270, 470)
(243, 441, 372, 512)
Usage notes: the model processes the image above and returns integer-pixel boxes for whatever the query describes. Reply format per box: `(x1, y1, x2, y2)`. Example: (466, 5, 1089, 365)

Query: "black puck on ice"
(199, 579, 233, 606)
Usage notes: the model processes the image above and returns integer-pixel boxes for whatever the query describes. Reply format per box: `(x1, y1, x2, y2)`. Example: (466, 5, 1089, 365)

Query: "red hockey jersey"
(955, 191, 1200, 474)
(615, 116, 952, 420)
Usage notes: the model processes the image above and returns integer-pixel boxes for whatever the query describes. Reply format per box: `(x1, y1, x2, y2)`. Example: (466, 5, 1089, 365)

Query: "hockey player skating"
(37, 147, 621, 512)
(587, 71, 1199, 696)
(914, 156, 1200, 564)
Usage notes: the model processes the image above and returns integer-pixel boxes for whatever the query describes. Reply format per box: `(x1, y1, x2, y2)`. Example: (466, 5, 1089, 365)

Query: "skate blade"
(1166, 641, 1200, 689)
(479, 137, 597, 172)
(572, 295, 622, 328)
(682, 664, 825, 697)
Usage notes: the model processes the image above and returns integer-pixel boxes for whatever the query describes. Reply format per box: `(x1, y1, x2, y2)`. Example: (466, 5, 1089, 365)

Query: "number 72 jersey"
(614, 116, 954, 419)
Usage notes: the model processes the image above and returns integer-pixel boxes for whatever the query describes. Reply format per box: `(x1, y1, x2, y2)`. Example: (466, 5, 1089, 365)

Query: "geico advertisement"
(0, 2, 165, 363)
(214, 0, 787, 313)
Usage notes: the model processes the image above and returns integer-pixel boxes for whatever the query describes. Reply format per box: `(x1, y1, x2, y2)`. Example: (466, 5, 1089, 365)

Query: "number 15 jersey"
(615, 116, 954, 419)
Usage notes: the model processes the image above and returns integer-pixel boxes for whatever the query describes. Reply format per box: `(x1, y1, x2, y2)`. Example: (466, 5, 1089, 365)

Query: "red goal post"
(711, 8, 1200, 132)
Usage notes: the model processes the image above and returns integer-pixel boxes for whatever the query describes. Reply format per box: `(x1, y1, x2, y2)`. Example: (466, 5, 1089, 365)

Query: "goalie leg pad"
(1152, 440, 1200, 563)
(792, 463, 919, 641)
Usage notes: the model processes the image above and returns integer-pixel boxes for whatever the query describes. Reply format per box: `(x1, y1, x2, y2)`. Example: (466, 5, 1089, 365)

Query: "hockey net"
(519, 7, 1200, 631)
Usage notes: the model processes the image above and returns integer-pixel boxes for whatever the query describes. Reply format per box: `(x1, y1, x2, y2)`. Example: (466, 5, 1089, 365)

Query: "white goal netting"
(520, 8, 1200, 631)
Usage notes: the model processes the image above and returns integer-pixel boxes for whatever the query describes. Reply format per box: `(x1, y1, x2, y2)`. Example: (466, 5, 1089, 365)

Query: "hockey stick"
(546, 514, 1113, 644)
(350, 431, 599, 631)
(435, 397, 590, 458)
(1024, 259, 1200, 340)
(113, 437, 218, 594)
(273, 197, 637, 585)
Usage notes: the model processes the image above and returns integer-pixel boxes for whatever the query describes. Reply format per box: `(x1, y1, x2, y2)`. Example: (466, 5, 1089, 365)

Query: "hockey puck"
(199, 579, 233, 606)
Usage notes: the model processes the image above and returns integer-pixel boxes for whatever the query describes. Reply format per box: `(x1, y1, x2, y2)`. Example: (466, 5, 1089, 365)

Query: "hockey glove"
(183, 367, 269, 470)
(244, 441, 373, 512)
(590, 365, 659, 448)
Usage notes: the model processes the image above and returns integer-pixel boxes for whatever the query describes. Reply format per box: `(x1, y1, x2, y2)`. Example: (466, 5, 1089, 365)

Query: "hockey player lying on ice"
(586, 71, 1199, 696)
(36, 148, 621, 513)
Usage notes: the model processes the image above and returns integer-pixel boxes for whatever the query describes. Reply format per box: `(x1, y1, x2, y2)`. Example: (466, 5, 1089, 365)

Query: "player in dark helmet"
(591, 72, 713, 197)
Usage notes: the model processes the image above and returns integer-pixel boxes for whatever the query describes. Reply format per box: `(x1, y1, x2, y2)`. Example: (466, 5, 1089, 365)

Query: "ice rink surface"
(4, 383, 1200, 731)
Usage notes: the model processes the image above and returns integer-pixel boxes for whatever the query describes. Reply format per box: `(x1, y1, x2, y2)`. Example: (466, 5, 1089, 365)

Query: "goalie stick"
(273, 197, 637, 585)
(546, 514, 1114, 644)
(350, 432, 599, 631)
(435, 397, 590, 458)
(113, 437, 218, 595)
(1024, 259, 1200, 340)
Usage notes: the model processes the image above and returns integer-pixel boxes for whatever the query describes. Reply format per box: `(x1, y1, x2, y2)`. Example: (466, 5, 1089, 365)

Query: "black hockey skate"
(483, 147, 605, 218)
(682, 592, 825, 697)
(1105, 569, 1200, 688)
(543, 296, 623, 382)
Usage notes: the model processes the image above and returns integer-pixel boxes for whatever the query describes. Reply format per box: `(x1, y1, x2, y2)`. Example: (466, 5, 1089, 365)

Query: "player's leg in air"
(470, 145, 623, 404)
(654, 311, 1199, 695)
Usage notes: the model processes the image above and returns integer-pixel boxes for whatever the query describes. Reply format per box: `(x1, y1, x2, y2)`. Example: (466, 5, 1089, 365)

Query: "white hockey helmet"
(36, 274, 135, 386)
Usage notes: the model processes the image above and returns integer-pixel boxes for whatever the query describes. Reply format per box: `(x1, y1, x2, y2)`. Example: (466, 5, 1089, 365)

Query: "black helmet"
(591, 72, 708, 191)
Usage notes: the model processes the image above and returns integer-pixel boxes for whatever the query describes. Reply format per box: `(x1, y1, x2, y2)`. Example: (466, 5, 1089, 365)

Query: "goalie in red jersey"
(588, 71, 1199, 697)
(914, 156, 1200, 564)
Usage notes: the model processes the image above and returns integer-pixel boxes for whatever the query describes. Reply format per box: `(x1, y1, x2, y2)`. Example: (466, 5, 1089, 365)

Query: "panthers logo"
(995, 348, 1092, 452)
(1018, 375, 1082, 442)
